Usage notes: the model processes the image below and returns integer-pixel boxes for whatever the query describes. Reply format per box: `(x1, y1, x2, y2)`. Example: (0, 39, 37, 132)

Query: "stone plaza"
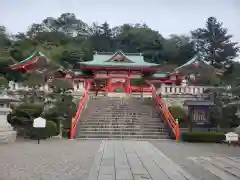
(1, 139, 240, 180)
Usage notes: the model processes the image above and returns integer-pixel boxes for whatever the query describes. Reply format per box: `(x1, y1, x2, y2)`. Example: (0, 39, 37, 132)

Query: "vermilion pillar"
(108, 78, 112, 92)
(125, 77, 131, 93)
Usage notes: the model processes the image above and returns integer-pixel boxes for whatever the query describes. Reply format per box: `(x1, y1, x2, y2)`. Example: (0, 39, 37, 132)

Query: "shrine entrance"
(108, 77, 130, 93)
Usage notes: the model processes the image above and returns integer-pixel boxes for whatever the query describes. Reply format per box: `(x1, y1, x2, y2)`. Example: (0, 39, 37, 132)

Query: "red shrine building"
(70, 51, 182, 93)
(9, 50, 224, 94)
(9, 51, 182, 93)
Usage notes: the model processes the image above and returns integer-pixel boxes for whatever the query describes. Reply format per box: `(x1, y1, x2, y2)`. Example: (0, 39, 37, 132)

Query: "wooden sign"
(225, 132, 239, 143)
(33, 117, 46, 128)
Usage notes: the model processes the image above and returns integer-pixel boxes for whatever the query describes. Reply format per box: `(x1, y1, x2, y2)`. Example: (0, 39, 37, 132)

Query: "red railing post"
(175, 119, 180, 142)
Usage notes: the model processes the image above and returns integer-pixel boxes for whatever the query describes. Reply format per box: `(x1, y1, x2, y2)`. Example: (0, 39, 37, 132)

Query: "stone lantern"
(0, 95, 19, 143)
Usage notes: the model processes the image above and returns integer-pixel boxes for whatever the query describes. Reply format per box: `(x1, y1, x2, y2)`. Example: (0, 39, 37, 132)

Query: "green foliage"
(10, 103, 44, 126)
(0, 76, 8, 90)
(181, 132, 225, 143)
(17, 103, 44, 117)
(43, 94, 77, 129)
(169, 106, 187, 122)
(45, 120, 58, 136)
(50, 78, 73, 92)
(0, 13, 200, 78)
(210, 105, 240, 128)
(28, 120, 58, 139)
(204, 87, 240, 129)
(192, 17, 239, 69)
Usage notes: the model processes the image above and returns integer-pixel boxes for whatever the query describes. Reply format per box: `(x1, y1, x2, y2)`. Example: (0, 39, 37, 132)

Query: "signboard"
(33, 117, 46, 128)
(111, 78, 125, 83)
(225, 132, 239, 142)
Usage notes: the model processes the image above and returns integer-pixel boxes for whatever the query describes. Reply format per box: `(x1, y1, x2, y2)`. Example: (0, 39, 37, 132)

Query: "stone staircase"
(75, 96, 170, 139)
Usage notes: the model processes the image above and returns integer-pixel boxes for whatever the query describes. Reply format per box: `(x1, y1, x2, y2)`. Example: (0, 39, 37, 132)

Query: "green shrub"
(28, 120, 58, 139)
(181, 132, 225, 143)
(169, 106, 187, 122)
(11, 103, 44, 125)
(46, 121, 58, 137)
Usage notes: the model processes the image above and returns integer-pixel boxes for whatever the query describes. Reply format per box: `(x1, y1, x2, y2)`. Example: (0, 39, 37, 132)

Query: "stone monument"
(0, 94, 19, 143)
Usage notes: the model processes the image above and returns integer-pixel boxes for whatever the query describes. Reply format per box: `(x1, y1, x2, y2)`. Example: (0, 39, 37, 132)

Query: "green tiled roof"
(72, 70, 84, 76)
(151, 73, 169, 78)
(10, 52, 44, 67)
(175, 55, 214, 71)
(79, 51, 159, 67)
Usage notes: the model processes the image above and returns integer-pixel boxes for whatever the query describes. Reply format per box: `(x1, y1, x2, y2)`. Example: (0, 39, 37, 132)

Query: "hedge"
(28, 121, 58, 139)
(181, 132, 225, 143)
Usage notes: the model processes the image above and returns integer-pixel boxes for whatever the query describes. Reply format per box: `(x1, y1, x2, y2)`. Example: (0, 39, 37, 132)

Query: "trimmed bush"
(181, 132, 225, 143)
(169, 106, 187, 127)
(46, 121, 58, 137)
(28, 120, 58, 139)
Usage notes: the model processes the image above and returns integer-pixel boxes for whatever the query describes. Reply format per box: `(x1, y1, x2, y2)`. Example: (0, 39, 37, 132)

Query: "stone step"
(79, 128, 167, 132)
(79, 122, 165, 126)
(82, 117, 162, 123)
(79, 124, 166, 129)
(86, 113, 160, 116)
(78, 131, 167, 135)
(77, 134, 169, 139)
(76, 97, 169, 139)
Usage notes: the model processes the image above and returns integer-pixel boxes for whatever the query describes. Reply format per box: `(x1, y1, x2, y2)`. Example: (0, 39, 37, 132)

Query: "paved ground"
(189, 156, 240, 180)
(0, 139, 100, 180)
(152, 140, 240, 180)
(88, 140, 196, 180)
(1, 140, 240, 180)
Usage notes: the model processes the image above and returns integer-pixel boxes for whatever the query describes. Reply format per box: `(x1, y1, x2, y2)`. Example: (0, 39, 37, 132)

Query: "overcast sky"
(0, 0, 240, 42)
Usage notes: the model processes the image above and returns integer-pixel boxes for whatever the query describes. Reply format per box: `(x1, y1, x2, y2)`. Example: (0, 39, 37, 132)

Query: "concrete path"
(189, 156, 240, 180)
(88, 140, 196, 180)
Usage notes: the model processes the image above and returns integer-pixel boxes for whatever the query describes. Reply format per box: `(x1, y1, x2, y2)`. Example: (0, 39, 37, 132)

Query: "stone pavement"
(0, 139, 100, 180)
(88, 140, 196, 180)
(152, 140, 240, 180)
(189, 156, 240, 180)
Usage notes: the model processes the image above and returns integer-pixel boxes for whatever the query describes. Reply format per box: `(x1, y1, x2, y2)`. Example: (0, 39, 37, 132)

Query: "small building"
(183, 100, 214, 126)
(174, 55, 224, 85)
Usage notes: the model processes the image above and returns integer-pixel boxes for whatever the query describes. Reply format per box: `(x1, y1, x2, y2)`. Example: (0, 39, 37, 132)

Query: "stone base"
(0, 130, 17, 144)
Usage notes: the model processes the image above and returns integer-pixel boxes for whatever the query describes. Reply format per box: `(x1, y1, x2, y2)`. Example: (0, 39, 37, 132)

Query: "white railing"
(158, 85, 215, 96)
(7, 81, 85, 92)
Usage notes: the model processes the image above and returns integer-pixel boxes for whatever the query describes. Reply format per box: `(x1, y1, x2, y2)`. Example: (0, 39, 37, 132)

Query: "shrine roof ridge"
(94, 51, 142, 56)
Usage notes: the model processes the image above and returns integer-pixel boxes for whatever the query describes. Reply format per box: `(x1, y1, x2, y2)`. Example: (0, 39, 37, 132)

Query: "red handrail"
(151, 85, 180, 141)
(69, 80, 90, 139)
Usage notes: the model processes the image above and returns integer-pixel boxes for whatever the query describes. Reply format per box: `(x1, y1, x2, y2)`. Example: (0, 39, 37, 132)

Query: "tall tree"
(162, 35, 196, 65)
(192, 17, 239, 69)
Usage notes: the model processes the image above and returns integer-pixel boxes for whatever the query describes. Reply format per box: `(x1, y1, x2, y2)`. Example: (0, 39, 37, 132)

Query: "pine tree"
(192, 17, 239, 69)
